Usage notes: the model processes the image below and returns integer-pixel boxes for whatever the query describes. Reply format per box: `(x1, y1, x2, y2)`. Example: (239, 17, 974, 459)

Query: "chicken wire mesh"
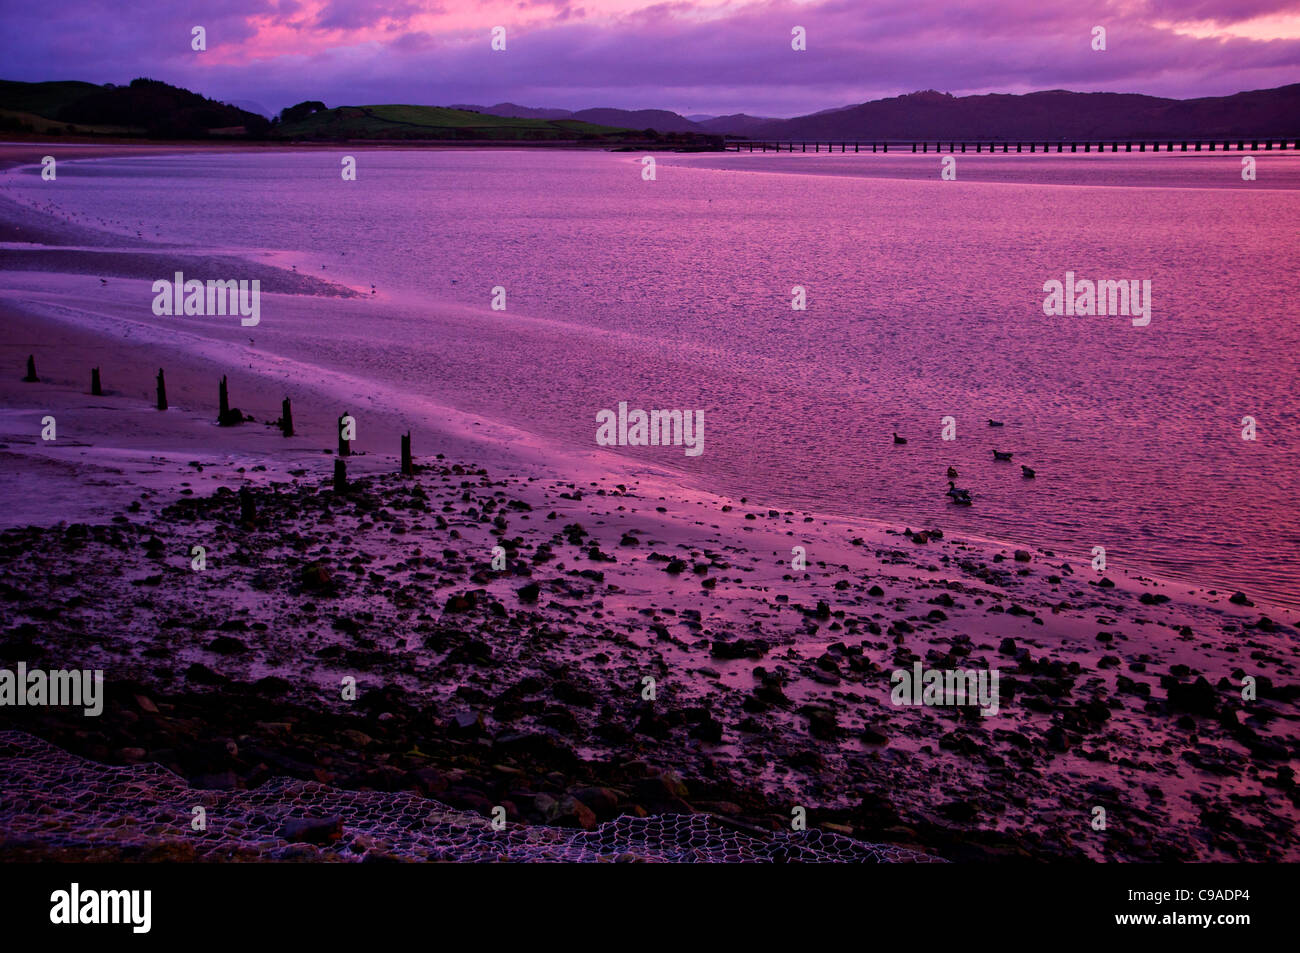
(0, 730, 942, 863)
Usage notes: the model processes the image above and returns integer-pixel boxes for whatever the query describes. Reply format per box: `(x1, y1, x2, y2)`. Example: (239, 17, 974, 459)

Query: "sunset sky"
(4, 0, 1299, 116)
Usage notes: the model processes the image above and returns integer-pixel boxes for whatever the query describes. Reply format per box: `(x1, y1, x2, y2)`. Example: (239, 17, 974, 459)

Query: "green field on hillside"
(271, 104, 635, 141)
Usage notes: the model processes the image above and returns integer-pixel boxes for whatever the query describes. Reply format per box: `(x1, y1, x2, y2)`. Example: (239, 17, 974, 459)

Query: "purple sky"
(4, 0, 1300, 117)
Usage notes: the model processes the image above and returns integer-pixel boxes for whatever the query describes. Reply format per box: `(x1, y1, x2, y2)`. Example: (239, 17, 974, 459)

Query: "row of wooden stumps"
(20, 355, 416, 486)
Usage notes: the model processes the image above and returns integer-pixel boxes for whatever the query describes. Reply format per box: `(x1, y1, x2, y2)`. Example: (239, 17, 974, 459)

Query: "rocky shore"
(2, 451, 1296, 862)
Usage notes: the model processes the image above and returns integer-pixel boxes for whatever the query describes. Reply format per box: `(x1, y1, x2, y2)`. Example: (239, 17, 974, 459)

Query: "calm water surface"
(6, 149, 1299, 605)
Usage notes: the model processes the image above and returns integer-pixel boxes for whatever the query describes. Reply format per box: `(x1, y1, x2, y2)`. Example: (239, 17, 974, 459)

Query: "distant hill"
(0, 78, 270, 138)
(6, 78, 1293, 145)
(735, 86, 1300, 140)
(451, 102, 576, 120)
(696, 113, 778, 136)
(269, 103, 646, 141)
(450, 85, 1300, 140)
(451, 102, 707, 133)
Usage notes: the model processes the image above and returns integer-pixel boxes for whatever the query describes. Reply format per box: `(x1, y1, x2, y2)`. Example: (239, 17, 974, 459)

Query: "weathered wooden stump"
(334, 458, 347, 493)
(239, 486, 256, 525)
(156, 369, 168, 410)
(280, 398, 294, 437)
(22, 355, 38, 383)
(217, 375, 244, 426)
(91, 367, 102, 396)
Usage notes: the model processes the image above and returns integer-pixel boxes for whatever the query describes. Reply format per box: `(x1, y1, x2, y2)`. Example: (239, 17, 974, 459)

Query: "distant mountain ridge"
(5, 80, 1296, 143)
(456, 85, 1300, 139)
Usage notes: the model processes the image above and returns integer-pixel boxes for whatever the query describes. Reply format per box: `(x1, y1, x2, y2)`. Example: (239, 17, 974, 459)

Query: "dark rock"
(281, 816, 343, 844)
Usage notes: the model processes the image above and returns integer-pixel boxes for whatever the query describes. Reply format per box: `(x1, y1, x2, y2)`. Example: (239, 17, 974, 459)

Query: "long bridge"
(724, 138, 1298, 154)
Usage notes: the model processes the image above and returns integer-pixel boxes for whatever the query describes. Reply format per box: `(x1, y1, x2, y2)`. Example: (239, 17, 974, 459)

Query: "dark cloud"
(2, 0, 1297, 116)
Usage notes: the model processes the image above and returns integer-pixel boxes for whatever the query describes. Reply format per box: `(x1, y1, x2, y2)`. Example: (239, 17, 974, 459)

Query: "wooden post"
(338, 413, 350, 457)
(281, 398, 294, 437)
(882, 142, 887, 152)
(401, 432, 413, 476)
(219, 375, 229, 419)
(239, 486, 256, 525)
(333, 459, 347, 493)
(156, 369, 167, 411)
(22, 355, 38, 383)
(1016, 142, 1021, 153)
(91, 367, 102, 396)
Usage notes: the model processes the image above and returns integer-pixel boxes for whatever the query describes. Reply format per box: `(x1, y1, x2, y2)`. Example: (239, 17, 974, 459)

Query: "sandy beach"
(1, 147, 1298, 863)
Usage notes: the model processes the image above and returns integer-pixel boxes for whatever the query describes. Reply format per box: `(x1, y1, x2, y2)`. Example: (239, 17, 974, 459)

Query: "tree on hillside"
(280, 101, 327, 123)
